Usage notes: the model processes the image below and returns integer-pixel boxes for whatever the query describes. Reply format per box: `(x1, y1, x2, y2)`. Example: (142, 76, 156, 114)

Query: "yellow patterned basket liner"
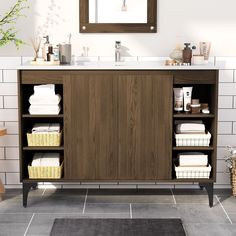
(28, 162, 63, 179)
(27, 131, 62, 146)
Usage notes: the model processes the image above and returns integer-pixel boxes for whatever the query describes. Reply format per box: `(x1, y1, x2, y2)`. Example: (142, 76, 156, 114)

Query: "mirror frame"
(80, 0, 157, 33)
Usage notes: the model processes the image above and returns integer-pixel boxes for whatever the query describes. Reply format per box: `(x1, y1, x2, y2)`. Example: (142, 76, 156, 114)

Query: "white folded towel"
(29, 94, 61, 105)
(32, 123, 61, 133)
(29, 105, 61, 115)
(34, 84, 55, 96)
(176, 123, 205, 134)
(32, 153, 60, 167)
(178, 152, 208, 166)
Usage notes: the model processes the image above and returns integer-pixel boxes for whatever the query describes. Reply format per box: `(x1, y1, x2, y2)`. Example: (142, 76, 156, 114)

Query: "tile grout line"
(170, 188, 177, 204)
(23, 213, 35, 236)
(83, 189, 88, 214)
(41, 188, 46, 197)
(215, 195, 233, 224)
(130, 204, 132, 219)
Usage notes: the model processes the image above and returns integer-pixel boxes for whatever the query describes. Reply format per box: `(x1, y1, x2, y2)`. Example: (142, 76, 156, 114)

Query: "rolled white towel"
(29, 105, 61, 115)
(34, 84, 55, 96)
(29, 94, 61, 105)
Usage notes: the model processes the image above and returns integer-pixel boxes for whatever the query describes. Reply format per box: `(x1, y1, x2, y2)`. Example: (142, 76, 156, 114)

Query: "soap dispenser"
(182, 43, 192, 64)
(42, 36, 50, 61)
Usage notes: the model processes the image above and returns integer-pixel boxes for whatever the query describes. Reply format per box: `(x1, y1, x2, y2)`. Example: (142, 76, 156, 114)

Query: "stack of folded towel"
(32, 153, 60, 167)
(177, 152, 208, 167)
(29, 84, 61, 115)
(175, 120, 205, 134)
(32, 123, 61, 133)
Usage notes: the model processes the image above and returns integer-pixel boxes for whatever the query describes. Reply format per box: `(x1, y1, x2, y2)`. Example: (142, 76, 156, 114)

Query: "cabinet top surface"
(18, 61, 219, 70)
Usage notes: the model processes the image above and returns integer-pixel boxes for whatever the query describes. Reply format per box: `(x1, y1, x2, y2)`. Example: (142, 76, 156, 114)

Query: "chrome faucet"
(115, 41, 121, 62)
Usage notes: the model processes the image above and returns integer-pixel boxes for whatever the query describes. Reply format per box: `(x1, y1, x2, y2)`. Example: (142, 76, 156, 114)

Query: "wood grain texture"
(64, 72, 118, 180)
(118, 73, 173, 180)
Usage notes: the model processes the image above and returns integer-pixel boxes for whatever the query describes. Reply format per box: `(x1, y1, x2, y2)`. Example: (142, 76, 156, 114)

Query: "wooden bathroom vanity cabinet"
(18, 67, 218, 207)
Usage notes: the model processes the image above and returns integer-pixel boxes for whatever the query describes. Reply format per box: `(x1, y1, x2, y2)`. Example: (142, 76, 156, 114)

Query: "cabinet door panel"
(64, 72, 118, 180)
(118, 73, 172, 180)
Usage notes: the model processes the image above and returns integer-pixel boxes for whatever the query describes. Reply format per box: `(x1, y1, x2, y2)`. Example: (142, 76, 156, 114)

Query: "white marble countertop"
(18, 61, 220, 70)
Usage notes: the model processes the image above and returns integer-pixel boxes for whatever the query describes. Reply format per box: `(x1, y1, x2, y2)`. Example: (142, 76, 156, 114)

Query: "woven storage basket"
(231, 160, 236, 196)
(175, 131, 211, 147)
(175, 165, 211, 179)
(28, 162, 63, 179)
(27, 132, 62, 146)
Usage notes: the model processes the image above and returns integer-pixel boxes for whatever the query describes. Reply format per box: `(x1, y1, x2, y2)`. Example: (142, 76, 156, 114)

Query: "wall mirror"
(80, 0, 157, 33)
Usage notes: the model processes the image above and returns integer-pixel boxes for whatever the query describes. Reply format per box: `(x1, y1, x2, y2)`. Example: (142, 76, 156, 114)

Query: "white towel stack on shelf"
(32, 123, 61, 133)
(29, 84, 61, 115)
(178, 152, 208, 167)
(176, 120, 205, 134)
(32, 153, 60, 167)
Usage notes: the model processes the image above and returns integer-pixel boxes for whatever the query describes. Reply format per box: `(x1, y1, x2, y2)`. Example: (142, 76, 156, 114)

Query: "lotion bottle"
(42, 36, 50, 61)
(182, 43, 192, 64)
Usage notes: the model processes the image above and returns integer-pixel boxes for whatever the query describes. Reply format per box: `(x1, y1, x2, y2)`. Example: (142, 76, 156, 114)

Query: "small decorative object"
(0, 0, 29, 49)
(30, 37, 42, 61)
(182, 43, 192, 64)
(200, 42, 211, 61)
(192, 55, 205, 65)
(224, 146, 236, 196)
(170, 44, 183, 63)
(201, 103, 210, 114)
(190, 99, 201, 114)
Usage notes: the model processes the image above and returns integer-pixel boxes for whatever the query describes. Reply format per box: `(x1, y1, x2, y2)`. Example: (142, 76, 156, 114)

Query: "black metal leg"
(199, 182, 214, 207)
(32, 183, 38, 190)
(23, 183, 35, 208)
(199, 183, 204, 190)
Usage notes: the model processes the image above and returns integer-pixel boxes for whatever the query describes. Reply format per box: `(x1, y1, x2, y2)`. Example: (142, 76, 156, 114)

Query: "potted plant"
(224, 146, 236, 196)
(0, 0, 28, 49)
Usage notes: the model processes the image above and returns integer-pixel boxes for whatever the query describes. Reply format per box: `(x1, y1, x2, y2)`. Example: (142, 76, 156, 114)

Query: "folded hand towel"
(32, 123, 61, 133)
(29, 94, 61, 105)
(176, 123, 205, 134)
(29, 105, 61, 115)
(32, 153, 60, 167)
(34, 84, 55, 96)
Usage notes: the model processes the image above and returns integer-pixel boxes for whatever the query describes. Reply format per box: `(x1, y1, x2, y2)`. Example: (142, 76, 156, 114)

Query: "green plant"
(0, 0, 29, 48)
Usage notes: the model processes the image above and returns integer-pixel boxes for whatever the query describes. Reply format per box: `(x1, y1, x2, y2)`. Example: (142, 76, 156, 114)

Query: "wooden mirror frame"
(80, 0, 157, 33)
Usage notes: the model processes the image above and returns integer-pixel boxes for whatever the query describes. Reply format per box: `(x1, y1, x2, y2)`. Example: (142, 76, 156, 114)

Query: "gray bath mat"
(50, 218, 186, 236)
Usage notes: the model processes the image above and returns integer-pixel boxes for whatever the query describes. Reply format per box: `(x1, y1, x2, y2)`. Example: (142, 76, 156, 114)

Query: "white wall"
(1, 0, 236, 57)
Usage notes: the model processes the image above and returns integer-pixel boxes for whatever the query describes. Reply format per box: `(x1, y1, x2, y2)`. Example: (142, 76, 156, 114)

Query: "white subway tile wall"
(0, 56, 235, 189)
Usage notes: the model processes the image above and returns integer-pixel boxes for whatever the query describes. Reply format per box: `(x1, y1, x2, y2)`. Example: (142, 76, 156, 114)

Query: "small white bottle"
(42, 36, 50, 61)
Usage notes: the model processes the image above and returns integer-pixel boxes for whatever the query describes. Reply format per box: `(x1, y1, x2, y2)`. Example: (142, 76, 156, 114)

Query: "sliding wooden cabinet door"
(118, 73, 173, 180)
(64, 72, 118, 180)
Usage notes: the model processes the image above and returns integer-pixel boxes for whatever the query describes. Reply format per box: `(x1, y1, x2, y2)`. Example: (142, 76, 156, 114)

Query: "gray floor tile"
(132, 203, 180, 218)
(27, 213, 130, 236)
(217, 195, 236, 213)
(87, 189, 174, 204)
(184, 223, 236, 236)
(0, 213, 33, 236)
(0, 195, 84, 213)
(176, 204, 230, 224)
(85, 203, 130, 214)
(214, 189, 232, 195)
(173, 189, 218, 204)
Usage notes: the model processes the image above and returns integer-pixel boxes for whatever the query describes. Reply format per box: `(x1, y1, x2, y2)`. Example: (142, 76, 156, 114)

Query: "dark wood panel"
(64, 72, 118, 180)
(118, 73, 173, 180)
(174, 70, 217, 84)
(21, 71, 64, 84)
(154, 75, 173, 180)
